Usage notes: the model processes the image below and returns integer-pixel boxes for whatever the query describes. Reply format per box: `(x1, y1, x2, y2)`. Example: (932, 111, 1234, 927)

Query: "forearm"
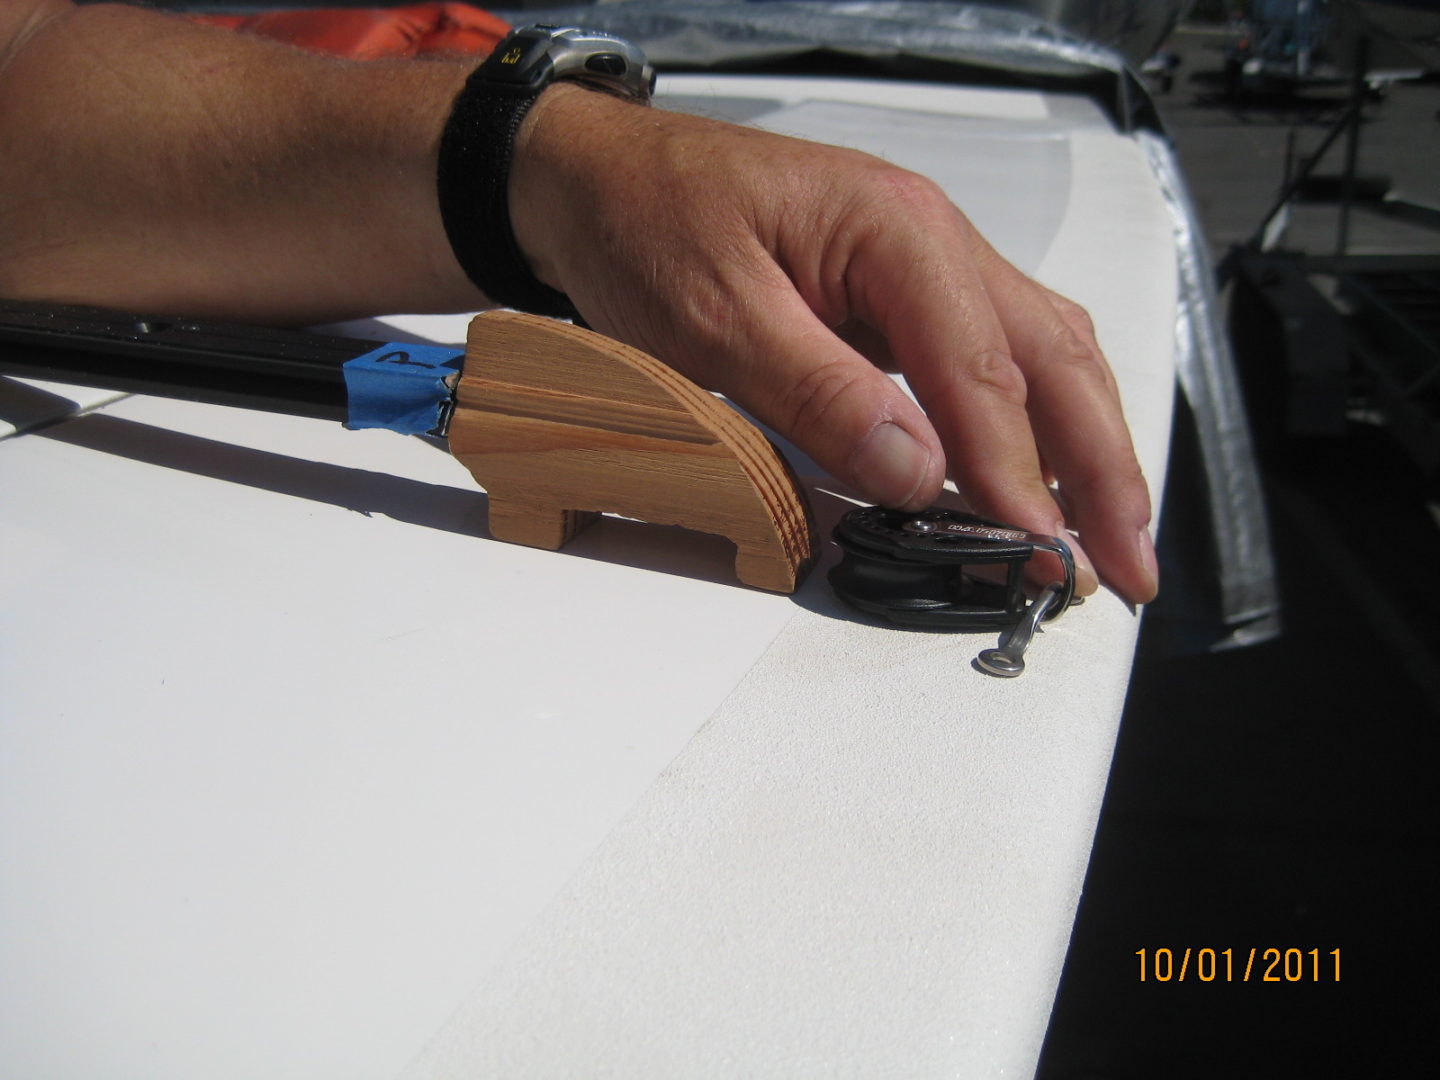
(0, 1, 482, 322)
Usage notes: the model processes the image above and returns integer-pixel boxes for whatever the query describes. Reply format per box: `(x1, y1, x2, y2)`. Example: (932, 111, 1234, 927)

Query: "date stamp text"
(1135, 947, 1341, 983)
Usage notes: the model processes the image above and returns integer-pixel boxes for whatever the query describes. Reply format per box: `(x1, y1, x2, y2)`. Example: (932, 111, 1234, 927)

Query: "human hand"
(510, 85, 1158, 604)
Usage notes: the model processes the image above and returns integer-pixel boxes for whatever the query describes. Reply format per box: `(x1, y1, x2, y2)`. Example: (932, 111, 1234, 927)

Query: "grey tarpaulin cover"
(516, 0, 1124, 76)
(503, 0, 1280, 643)
(1136, 129, 1279, 644)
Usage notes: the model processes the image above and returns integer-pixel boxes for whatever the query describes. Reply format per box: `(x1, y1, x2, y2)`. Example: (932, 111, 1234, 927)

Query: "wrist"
(509, 82, 645, 300)
(434, 25, 654, 319)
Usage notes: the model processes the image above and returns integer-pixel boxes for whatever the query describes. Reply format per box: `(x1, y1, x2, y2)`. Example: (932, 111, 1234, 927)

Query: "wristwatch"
(436, 26, 657, 317)
(473, 24, 656, 102)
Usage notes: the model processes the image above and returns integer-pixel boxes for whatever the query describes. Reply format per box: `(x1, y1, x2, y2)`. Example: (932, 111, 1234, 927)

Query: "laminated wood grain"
(449, 310, 815, 593)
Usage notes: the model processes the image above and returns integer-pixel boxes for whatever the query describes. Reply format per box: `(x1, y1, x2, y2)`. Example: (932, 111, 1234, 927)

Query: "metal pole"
(0, 298, 376, 422)
(1336, 33, 1370, 256)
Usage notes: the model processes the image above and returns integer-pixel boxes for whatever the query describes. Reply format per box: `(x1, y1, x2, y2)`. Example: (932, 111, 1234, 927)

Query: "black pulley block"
(828, 505, 1076, 632)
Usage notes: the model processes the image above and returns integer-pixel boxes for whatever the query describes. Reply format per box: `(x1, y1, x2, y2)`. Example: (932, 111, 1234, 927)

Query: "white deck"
(0, 76, 1178, 1078)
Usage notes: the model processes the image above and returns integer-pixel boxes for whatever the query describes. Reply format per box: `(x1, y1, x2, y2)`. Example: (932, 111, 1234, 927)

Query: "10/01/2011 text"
(1135, 947, 1341, 983)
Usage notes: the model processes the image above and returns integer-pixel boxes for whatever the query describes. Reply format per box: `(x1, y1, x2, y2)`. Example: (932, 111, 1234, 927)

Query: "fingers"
(983, 266, 1158, 603)
(834, 183, 1081, 582)
(836, 177, 1156, 603)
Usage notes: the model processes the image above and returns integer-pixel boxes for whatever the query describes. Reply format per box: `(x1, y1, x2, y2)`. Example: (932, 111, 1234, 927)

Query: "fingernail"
(852, 422, 931, 509)
(1057, 521, 1099, 596)
(1137, 527, 1160, 599)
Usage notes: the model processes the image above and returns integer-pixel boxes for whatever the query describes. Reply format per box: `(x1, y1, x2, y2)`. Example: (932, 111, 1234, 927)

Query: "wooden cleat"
(449, 310, 816, 593)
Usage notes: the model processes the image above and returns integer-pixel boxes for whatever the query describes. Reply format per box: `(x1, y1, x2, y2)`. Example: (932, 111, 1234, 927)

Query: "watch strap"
(436, 63, 579, 320)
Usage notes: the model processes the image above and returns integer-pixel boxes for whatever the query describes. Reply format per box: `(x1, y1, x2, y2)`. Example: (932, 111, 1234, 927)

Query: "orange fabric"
(191, 4, 510, 60)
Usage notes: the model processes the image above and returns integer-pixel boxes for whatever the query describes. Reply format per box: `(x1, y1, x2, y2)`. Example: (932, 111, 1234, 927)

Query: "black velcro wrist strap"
(436, 69, 578, 320)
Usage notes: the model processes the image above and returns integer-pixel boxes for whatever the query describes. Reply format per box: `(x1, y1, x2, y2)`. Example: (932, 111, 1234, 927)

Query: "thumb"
(700, 285, 946, 511)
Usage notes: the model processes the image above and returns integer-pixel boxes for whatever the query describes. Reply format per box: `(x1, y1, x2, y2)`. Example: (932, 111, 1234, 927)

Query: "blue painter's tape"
(343, 343, 464, 435)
